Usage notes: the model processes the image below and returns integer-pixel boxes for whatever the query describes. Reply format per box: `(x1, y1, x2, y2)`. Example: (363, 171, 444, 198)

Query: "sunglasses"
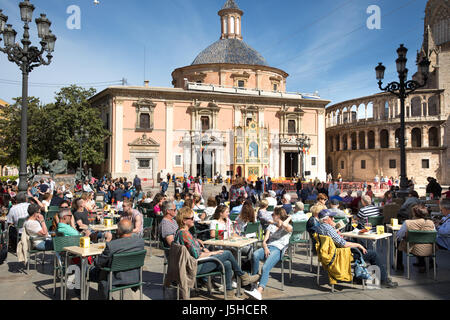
(184, 216, 194, 220)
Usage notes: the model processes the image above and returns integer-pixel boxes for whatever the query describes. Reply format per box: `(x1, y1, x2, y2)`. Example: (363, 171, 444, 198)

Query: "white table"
(203, 237, 259, 296)
(341, 231, 393, 277)
(63, 243, 106, 300)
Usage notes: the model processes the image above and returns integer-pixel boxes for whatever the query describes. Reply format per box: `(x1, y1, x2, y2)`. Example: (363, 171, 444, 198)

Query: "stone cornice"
(172, 63, 289, 78)
(90, 86, 330, 109)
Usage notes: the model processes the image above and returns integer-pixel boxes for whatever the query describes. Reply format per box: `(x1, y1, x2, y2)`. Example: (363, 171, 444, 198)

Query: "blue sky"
(0, 0, 427, 106)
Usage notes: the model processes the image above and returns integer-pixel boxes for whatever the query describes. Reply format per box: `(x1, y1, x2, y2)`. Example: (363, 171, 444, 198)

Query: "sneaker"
(225, 289, 242, 300)
(232, 281, 237, 289)
(244, 288, 262, 300)
(240, 273, 260, 286)
(381, 278, 398, 289)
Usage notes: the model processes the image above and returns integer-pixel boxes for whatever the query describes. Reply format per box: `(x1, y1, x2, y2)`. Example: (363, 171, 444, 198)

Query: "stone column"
(357, 131, 361, 150)
(405, 127, 411, 148)
(374, 129, 380, 149)
(365, 130, 369, 149)
(165, 102, 174, 170)
(317, 110, 327, 181)
(388, 128, 395, 149)
(422, 126, 429, 148)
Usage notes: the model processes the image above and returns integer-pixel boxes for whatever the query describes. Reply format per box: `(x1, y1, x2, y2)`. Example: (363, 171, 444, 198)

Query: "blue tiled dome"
(191, 39, 268, 66)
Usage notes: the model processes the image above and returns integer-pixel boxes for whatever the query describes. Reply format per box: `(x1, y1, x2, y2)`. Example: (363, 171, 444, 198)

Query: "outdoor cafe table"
(63, 243, 106, 300)
(203, 237, 259, 296)
(340, 231, 393, 277)
(387, 224, 402, 270)
(90, 224, 118, 232)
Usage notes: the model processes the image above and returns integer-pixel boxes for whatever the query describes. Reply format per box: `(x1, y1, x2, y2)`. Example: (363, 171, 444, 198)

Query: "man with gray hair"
(436, 198, 450, 250)
(57, 208, 91, 237)
(159, 200, 178, 247)
(89, 219, 145, 300)
(356, 195, 380, 223)
(281, 193, 292, 214)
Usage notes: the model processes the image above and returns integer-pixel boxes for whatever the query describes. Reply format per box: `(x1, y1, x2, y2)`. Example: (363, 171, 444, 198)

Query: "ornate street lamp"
(75, 126, 90, 179)
(296, 133, 311, 181)
(0, 1, 56, 192)
(375, 44, 430, 198)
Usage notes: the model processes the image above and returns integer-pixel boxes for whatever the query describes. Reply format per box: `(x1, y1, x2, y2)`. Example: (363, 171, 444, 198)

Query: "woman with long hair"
(235, 200, 256, 235)
(245, 207, 292, 300)
(209, 205, 238, 239)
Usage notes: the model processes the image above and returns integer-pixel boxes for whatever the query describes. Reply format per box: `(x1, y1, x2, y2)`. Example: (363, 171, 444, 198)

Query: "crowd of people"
(1, 173, 449, 300)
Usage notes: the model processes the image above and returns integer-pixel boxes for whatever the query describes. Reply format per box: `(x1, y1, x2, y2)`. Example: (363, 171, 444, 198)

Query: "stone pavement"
(0, 237, 449, 300)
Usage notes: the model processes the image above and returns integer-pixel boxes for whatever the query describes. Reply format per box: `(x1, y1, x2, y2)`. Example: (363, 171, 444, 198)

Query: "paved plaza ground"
(1, 228, 449, 301)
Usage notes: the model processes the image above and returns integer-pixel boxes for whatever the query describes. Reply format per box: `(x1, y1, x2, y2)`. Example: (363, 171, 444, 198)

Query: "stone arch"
(366, 102, 374, 119)
(343, 107, 349, 124)
(358, 103, 365, 121)
(429, 127, 439, 146)
(351, 105, 357, 122)
(359, 131, 366, 149)
(428, 95, 439, 115)
(368, 131, 375, 149)
(380, 129, 389, 148)
(411, 128, 422, 147)
(411, 97, 421, 117)
(336, 109, 341, 125)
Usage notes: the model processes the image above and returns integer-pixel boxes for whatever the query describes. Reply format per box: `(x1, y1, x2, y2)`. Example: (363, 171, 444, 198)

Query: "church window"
(238, 80, 245, 88)
(288, 120, 296, 134)
(201, 116, 210, 132)
(139, 113, 151, 129)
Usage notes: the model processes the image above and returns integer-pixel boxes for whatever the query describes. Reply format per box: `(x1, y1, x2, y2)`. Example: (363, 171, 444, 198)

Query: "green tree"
(42, 85, 110, 170)
(0, 97, 48, 170)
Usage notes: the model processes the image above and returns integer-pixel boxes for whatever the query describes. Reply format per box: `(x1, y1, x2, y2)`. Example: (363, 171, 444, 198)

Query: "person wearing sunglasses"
(174, 207, 259, 299)
(57, 208, 91, 237)
(50, 201, 75, 232)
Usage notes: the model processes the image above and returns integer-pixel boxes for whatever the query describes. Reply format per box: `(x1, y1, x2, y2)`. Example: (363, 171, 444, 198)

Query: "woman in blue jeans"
(174, 207, 259, 299)
(245, 207, 292, 300)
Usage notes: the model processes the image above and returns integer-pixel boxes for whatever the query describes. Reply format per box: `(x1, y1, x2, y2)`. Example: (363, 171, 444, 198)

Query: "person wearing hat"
(316, 209, 398, 288)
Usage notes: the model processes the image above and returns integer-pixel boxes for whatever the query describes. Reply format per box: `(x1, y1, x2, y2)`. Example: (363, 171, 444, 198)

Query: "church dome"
(191, 38, 268, 66)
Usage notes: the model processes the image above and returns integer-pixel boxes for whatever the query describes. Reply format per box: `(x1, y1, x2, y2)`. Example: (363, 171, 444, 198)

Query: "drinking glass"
(364, 222, 372, 232)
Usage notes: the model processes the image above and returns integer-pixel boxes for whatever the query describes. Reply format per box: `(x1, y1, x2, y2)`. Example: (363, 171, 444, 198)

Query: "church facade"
(90, 0, 329, 183)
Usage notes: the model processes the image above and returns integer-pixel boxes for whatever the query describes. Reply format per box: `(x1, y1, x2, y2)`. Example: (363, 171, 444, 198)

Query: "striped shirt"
(316, 223, 347, 248)
(357, 205, 381, 220)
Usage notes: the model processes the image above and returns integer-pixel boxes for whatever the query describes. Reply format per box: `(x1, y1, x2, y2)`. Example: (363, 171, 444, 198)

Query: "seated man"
(357, 195, 381, 226)
(281, 194, 292, 214)
(57, 208, 91, 238)
(436, 198, 450, 251)
(316, 209, 398, 288)
(89, 219, 145, 300)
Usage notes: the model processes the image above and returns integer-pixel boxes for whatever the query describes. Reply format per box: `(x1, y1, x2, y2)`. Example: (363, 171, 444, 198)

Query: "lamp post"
(75, 126, 89, 178)
(0, 1, 56, 192)
(295, 133, 311, 181)
(375, 44, 430, 198)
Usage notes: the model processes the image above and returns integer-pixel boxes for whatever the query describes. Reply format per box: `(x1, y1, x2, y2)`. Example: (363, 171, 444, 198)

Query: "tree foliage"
(0, 85, 110, 172)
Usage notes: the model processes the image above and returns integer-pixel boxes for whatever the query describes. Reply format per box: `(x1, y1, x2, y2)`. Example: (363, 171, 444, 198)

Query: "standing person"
(296, 179, 302, 202)
(328, 180, 338, 199)
(255, 178, 263, 202)
(175, 207, 259, 300)
(245, 208, 293, 300)
(133, 175, 141, 189)
(121, 199, 143, 237)
(426, 177, 442, 199)
(229, 178, 247, 207)
(160, 178, 169, 195)
(48, 178, 56, 195)
(194, 178, 203, 196)
(112, 184, 125, 205)
(167, 173, 171, 184)
(267, 177, 273, 193)
(365, 185, 374, 200)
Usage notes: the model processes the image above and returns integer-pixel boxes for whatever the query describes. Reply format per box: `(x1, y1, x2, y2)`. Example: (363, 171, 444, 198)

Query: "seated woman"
(396, 204, 436, 272)
(23, 204, 54, 251)
(151, 193, 164, 216)
(235, 200, 256, 235)
(204, 196, 217, 220)
(382, 191, 393, 205)
(209, 205, 238, 239)
(174, 193, 185, 211)
(174, 207, 259, 299)
(245, 208, 292, 300)
(257, 199, 273, 231)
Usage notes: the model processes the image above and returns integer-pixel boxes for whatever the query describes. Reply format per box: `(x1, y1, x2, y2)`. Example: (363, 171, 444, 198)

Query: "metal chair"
(406, 230, 437, 280)
(52, 235, 81, 300)
(99, 250, 147, 300)
(368, 216, 384, 227)
(143, 217, 154, 256)
(229, 212, 240, 221)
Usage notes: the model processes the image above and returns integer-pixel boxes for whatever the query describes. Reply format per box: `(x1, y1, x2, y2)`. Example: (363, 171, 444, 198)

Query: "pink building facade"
(89, 0, 330, 183)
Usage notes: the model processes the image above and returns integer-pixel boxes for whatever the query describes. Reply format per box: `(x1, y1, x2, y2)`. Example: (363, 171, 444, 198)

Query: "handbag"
(353, 248, 372, 280)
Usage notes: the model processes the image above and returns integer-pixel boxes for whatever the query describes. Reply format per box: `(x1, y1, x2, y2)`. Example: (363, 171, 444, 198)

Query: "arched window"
(380, 129, 389, 148)
(359, 132, 365, 150)
(342, 134, 348, 150)
(351, 132, 357, 150)
(201, 116, 210, 132)
(230, 16, 235, 33)
(411, 97, 421, 117)
(384, 101, 389, 119)
(351, 105, 357, 122)
(336, 110, 341, 125)
(366, 102, 374, 119)
(335, 135, 340, 151)
(429, 127, 439, 147)
(223, 17, 228, 34)
(236, 17, 240, 35)
(428, 96, 439, 116)
(343, 108, 349, 124)
(288, 120, 296, 134)
(368, 131, 375, 149)
(411, 128, 422, 147)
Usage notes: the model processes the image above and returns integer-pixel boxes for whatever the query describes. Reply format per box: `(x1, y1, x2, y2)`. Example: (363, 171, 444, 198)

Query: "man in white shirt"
(266, 190, 277, 208)
(7, 192, 31, 234)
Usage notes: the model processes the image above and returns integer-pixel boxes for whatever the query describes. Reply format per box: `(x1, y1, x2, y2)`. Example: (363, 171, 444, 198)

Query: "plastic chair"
(229, 212, 239, 221)
(267, 206, 275, 212)
(289, 221, 309, 259)
(244, 221, 260, 237)
(143, 217, 154, 256)
(52, 235, 81, 300)
(98, 250, 147, 300)
(406, 230, 437, 280)
(304, 204, 311, 213)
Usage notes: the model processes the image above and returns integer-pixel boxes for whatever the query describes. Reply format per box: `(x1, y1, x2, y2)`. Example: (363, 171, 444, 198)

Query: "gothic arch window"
(288, 120, 296, 134)
(380, 129, 389, 148)
(335, 134, 340, 151)
(429, 127, 439, 147)
(351, 105, 357, 122)
(342, 134, 348, 151)
(384, 101, 389, 119)
(411, 128, 422, 147)
(428, 95, 439, 115)
(411, 97, 421, 117)
(368, 131, 375, 149)
(201, 116, 210, 132)
(359, 132, 366, 150)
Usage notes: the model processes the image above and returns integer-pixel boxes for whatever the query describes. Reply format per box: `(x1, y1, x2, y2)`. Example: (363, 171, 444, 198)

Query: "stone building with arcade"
(89, 0, 329, 183)
(325, 0, 450, 185)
